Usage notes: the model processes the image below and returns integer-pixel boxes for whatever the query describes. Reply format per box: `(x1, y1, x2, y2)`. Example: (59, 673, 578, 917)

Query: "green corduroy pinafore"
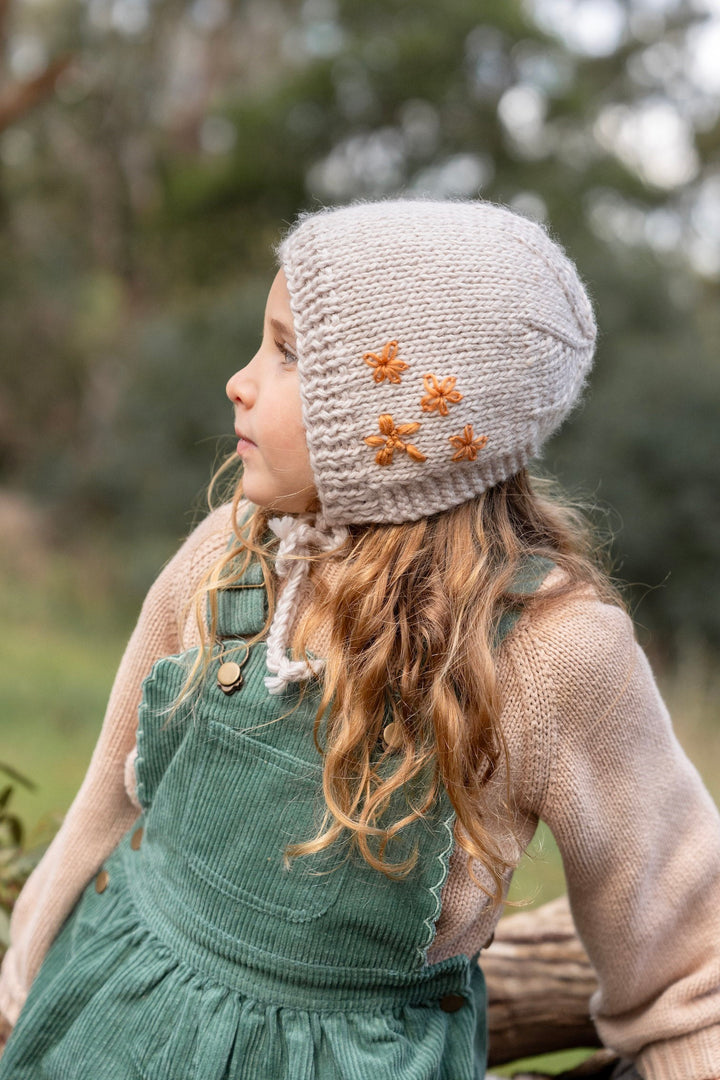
(1, 550, 549, 1080)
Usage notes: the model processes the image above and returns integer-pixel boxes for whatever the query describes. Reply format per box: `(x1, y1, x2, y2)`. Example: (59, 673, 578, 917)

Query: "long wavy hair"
(181, 458, 621, 906)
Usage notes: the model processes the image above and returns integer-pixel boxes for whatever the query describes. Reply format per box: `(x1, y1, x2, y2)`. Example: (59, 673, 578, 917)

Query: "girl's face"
(226, 269, 317, 514)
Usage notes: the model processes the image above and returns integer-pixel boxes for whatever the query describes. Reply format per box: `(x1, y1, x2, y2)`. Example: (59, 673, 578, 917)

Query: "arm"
(0, 504, 235, 1031)
(523, 597, 720, 1080)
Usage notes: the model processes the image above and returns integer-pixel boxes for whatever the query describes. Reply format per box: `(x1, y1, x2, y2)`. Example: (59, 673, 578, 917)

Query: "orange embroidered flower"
(448, 425, 488, 462)
(420, 373, 463, 416)
(364, 414, 427, 466)
(363, 341, 408, 384)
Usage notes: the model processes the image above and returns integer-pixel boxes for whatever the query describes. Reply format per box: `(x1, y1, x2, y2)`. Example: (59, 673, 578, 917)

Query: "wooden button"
(438, 993, 465, 1013)
(382, 721, 404, 749)
(131, 826, 144, 851)
(217, 660, 243, 694)
(95, 869, 109, 894)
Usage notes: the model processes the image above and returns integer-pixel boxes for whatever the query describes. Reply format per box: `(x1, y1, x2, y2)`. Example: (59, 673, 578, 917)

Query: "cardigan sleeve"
(0, 504, 235, 1030)
(526, 596, 720, 1080)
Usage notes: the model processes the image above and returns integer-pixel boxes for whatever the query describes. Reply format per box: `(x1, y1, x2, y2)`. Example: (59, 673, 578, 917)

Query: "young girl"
(1, 199, 719, 1080)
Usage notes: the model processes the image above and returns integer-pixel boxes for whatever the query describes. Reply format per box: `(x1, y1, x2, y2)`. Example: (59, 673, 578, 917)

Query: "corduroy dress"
(0, 553, 500, 1080)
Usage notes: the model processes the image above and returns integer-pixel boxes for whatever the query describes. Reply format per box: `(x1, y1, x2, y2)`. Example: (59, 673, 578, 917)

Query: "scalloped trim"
(134, 650, 192, 811)
(416, 810, 456, 966)
(134, 665, 159, 812)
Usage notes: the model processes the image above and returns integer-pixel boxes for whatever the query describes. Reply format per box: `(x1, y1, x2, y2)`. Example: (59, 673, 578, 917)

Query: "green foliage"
(547, 250, 720, 647)
(38, 281, 263, 538)
(0, 763, 48, 957)
(0, 763, 35, 846)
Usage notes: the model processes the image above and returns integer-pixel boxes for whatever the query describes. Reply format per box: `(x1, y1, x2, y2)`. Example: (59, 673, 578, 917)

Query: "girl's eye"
(275, 340, 298, 368)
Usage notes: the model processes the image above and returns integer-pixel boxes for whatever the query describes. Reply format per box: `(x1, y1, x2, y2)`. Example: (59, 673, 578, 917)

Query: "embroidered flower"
(420, 373, 463, 416)
(448, 425, 488, 462)
(363, 341, 408, 384)
(364, 414, 427, 466)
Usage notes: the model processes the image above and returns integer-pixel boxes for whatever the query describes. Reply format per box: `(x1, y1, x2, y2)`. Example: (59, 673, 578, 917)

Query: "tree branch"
(0, 54, 73, 133)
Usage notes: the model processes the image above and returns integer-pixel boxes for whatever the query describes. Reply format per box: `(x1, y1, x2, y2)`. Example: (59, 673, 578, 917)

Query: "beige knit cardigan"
(2, 503, 720, 1080)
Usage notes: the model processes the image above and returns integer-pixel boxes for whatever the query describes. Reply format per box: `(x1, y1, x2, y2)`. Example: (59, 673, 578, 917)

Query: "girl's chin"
(242, 485, 318, 516)
(268, 500, 317, 515)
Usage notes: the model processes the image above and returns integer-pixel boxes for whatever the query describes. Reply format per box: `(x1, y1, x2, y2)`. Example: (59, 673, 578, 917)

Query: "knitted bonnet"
(264, 198, 597, 691)
(279, 197, 596, 527)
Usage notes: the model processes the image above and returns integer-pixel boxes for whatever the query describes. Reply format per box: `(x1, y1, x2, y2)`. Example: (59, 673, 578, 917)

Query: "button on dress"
(0, 554, 493, 1079)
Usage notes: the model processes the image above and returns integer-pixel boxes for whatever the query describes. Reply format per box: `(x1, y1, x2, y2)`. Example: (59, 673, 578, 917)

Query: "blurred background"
(0, 2, 719, 1058)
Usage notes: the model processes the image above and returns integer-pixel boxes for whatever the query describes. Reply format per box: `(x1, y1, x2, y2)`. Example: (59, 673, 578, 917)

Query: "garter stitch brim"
(278, 198, 596, 527)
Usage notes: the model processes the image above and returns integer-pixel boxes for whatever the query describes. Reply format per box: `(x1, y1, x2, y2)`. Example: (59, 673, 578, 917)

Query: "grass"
(0, 537, 167, 842)
(492, 1048, 598, 1076)
(1, 540, 719, 1076)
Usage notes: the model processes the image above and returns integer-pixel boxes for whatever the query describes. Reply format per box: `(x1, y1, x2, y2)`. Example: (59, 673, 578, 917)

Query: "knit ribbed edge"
(638, 1022, 720, 1080)
(316, 443, 541, 527)
(280, 218, 342, 520)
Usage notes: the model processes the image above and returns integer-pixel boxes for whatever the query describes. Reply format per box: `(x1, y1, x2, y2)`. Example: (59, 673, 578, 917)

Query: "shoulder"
(513, 579, 637, 702)
(497, 580, 645, 808)
(499, 559, 636, 693)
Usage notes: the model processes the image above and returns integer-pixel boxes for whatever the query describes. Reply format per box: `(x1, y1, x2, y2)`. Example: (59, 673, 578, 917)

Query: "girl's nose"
(226, 363, 254, 407)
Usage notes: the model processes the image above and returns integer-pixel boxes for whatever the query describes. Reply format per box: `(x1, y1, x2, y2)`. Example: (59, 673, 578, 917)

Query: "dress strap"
(210, 504, 272, 639)
(494, 555, 556, 646)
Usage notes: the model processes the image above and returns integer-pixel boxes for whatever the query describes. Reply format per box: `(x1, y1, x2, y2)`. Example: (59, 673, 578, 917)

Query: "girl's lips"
(236, 437, 256, 454)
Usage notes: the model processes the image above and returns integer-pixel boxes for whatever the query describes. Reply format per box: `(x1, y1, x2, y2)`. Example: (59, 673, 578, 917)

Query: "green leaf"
(0, 764, 36, 793)
(0, 816, 23, 848)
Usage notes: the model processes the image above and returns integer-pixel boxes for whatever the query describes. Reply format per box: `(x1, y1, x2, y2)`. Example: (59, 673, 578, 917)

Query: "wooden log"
(483, 897, 643, 1077)
(483, 895, 602, 1067)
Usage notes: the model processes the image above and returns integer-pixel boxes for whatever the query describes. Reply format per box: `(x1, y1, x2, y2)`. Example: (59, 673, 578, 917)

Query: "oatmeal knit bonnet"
(264, 197, 597, 691)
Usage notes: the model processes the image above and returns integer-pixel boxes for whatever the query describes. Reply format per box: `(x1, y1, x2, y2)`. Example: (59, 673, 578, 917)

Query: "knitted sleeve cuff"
(638, 1024, 720, 1080)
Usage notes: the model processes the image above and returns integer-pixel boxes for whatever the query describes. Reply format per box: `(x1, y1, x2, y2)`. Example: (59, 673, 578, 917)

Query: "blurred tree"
(0, 0, 718, 648)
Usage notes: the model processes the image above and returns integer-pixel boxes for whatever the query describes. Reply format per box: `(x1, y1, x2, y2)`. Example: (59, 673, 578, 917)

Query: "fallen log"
(484, 894, 601, 1066)
(483, 895, 641, 1078)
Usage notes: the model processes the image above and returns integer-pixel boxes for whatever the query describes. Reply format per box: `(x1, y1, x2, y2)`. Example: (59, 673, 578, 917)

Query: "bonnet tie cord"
(264, 514, 349, 694)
